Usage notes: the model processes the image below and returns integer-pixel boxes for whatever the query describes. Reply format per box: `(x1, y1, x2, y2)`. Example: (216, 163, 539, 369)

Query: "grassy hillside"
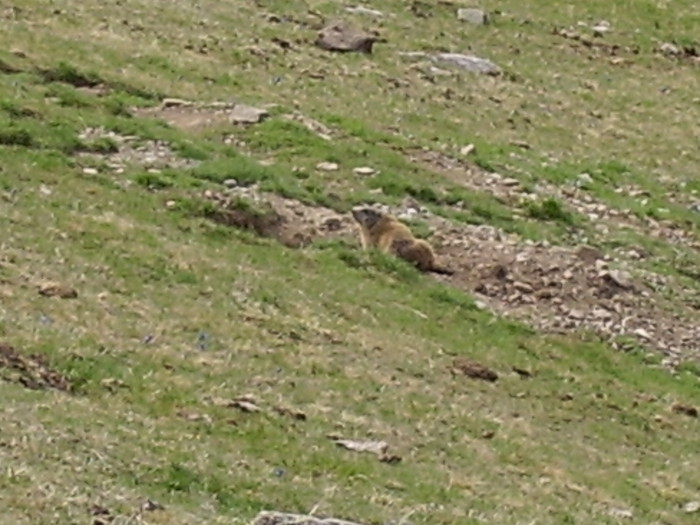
(1, 1, 699, 524)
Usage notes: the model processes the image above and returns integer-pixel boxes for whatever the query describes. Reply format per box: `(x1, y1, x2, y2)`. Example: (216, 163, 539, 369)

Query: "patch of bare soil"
(77, 127, 199, 173)
(132, 98, 270, 131)
(0, 343, 73, 392)
(406, 147, 700, 253)
(201, 186, 700, 366)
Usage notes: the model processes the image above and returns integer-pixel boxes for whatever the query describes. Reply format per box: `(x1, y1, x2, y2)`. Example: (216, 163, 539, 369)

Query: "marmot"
(351, 206, 454, 275)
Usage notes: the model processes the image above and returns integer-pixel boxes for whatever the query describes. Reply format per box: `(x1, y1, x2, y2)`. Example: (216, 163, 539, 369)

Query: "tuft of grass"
(0, 126, 34, 147)
(525, 197, 574, 224)
(36, 61, 102, 87)
(79, 136, 119, 154)
(133, 171, 175, 190)
(191, 155, 274, 185)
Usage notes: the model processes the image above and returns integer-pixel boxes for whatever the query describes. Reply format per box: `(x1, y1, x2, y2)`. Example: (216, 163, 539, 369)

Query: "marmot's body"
(351, 207, 454, 275)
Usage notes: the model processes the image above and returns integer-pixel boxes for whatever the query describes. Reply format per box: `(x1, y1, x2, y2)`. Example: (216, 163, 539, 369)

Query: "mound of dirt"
(199, 186, 700, 367)
(202, 188, 357, 248)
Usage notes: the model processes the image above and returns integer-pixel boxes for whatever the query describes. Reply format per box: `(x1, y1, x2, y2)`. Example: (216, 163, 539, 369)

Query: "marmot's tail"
(428, 265, 455, 276)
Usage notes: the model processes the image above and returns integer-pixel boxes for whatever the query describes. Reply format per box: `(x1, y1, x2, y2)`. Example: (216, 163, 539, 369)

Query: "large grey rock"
(398, 51, 501, 75)
(230, 104, 269, 124)
(315, 22, 380, 53)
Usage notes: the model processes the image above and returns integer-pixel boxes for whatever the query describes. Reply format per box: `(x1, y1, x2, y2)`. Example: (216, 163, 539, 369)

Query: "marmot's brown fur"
(351, 206, 454, 275)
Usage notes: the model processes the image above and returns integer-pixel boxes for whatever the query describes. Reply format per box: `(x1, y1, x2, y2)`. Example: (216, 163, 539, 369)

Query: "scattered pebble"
(353, 166, 376, 176)
(658, 42, 681, 56)
(316, 162, 339, 172)
(591, 20, 611, 36)
(460, 144, 476, 156)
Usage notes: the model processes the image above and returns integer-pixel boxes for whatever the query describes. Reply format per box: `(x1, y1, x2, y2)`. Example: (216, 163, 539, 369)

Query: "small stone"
(568, 309, 584, 320)
(658, 42, 681, 56)
(577, 172, 593, 186)
(684, 501, 700, 513)
(402, 196, 421, 212)
(460, 144, 476, 156)
(161, 97, 193, 108)
(633, 328, 652, 340)
(608, 508, 633, 519)
(510, 140, 531, 149)
(501, 177, 519, 187)
(474, 300, 489, 310)
(82, 167, 99, 175)
(591, 20, 611, 36)
(223, 178, 239, 188)
(513, 281, 534, 294)
(353, 166, 376, 176)
(316, 162, 339, 172)
(601, 270, 634, 290)
(397, 210, 418, 221)
(427, 66, 452, 76)
(457, 8, 488, 25)
(165, 200, 177, 209)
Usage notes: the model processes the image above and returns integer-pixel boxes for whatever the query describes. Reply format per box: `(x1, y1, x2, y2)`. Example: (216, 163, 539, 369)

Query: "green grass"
(1, 1, 700, 524)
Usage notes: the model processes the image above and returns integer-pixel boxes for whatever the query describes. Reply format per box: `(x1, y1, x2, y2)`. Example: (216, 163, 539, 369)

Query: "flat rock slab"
(434, 53, 501, 75)
(252, 511, 367, 525)
(229, 104, 269, 124)
(399, 51, 501, 75)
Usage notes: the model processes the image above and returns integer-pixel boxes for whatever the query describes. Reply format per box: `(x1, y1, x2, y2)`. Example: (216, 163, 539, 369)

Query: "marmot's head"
(351, 206, 384, 228)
